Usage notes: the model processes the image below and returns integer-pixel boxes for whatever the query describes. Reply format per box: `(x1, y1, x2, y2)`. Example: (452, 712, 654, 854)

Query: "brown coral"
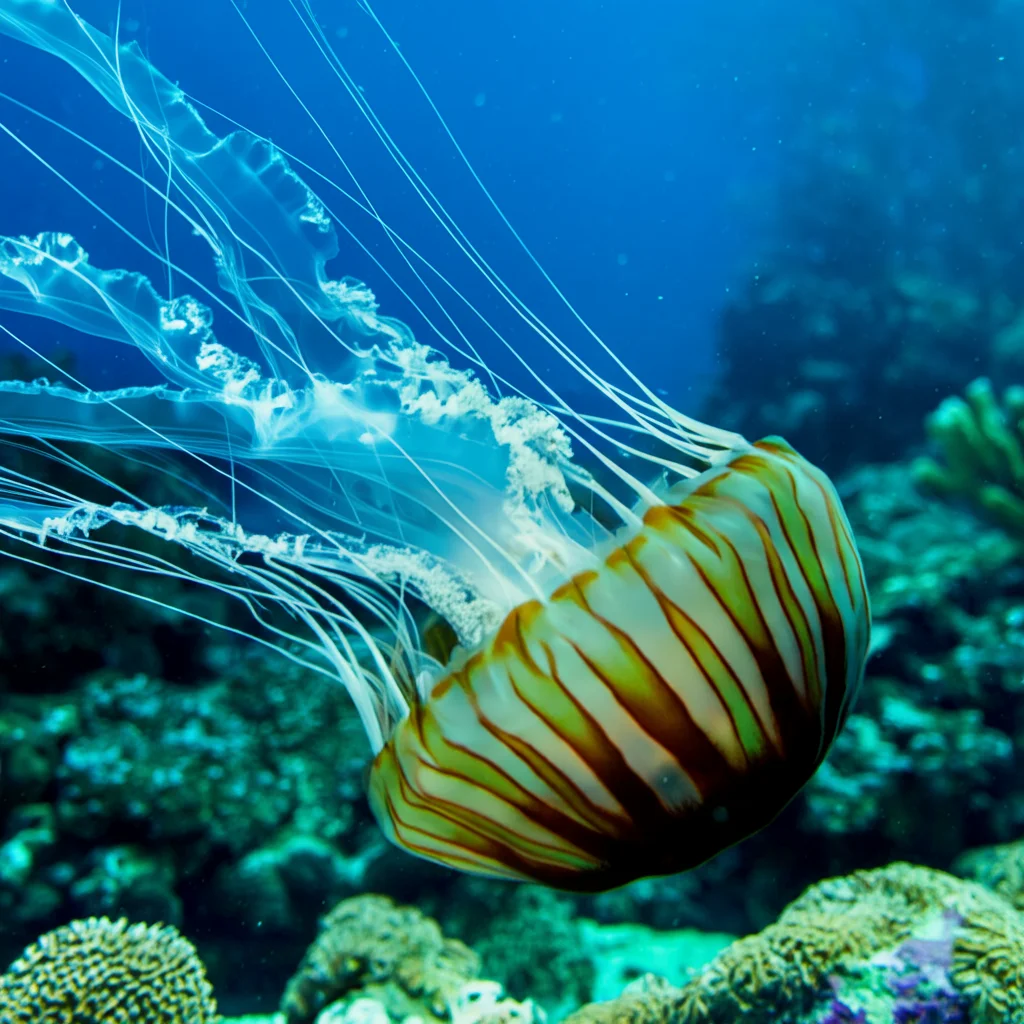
(563, 974, 683, 1024)
(559, 863, 1024, 1024)
(673, 915, 869, 1022)
(951, 902, 1024, 1024)
(281, 894, 481, 1024)
(0, 915, 218, 1024)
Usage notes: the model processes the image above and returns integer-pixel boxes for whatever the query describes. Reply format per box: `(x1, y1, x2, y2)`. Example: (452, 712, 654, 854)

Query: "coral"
(280, 894, 481, 1024)
(467, 886, 595, 1015)
(68, 845, 181, 926)
(913, 377, 1024, 536)
(955, 837, 1024, 912)
(568, 863, 1024, 1024)
(673, 863, 1022, 1024)
(562, 974, 683, 1024)
(950, 901, 1024, 1024)
(54, 668, 360, 859)
(0, 915, 217, 1023)
(803, 692, 1013, 849)
(796, 463, 1024, 858)
(0, 658, 374, 933)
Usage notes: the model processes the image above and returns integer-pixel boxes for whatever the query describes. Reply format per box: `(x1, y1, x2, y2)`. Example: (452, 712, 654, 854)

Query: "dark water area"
(2, 1, 1024, 1023)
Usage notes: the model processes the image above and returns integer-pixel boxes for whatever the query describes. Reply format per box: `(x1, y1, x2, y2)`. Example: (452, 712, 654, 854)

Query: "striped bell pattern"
(368, 438, 870, 891)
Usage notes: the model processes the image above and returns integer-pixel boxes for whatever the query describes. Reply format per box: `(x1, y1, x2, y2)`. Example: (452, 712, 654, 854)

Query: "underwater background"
(2, 0, 1024, 1022)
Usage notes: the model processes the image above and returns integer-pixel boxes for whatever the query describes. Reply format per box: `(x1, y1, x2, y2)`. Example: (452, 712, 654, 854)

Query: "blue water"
(0, 0, 866, 402)
(7, 2, 1024, 1018)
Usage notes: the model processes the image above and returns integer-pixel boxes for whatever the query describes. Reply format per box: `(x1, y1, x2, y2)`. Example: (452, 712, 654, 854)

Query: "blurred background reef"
(4, 0, 1024, 1021)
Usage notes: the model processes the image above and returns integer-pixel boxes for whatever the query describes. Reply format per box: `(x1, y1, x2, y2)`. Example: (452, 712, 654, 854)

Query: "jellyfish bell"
(0, 0, 869, 890)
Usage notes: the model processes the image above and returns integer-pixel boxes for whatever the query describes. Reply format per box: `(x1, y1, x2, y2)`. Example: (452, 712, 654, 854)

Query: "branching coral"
(0, 915, 218, 1023)
(280, 894, 481, 1024)
(913, 377, 1024, 536)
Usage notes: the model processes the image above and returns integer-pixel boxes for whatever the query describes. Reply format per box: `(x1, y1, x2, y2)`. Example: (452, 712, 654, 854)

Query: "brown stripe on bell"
(366, 438, 870, 892)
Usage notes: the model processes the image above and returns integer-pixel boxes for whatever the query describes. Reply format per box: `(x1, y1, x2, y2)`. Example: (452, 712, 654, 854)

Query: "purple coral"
(819, 909, 971, 1024)
(892, 997, 968, 1024)
(888, 910, 970, 1023)
(820, 999, 867, 1024)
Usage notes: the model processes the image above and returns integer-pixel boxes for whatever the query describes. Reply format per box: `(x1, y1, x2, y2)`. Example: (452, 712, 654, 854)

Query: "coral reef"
(955, 837, 1024, 913)
(280, 894, 481, 1024)
(0, 669, 372, 937)
(798, 463, 1024, 858)
(0, 915, 218, 1023)
(440, 884, 595, 1018)
(913, 377, 1024, 536)
(0, 642, 381, 1006)
(677, 862, 1024, 1024)
(562, 974, 684, 1024)
(599, 864, 1023, 1024)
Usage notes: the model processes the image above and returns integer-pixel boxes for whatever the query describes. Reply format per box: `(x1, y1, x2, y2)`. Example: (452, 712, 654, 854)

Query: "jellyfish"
(0, 0, 869, 891)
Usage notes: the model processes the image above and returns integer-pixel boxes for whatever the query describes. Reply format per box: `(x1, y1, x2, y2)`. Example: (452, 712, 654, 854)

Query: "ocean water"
(0, 1, 1022, 1022)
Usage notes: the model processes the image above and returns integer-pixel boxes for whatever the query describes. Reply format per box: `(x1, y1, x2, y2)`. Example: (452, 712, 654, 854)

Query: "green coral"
(913, 376, 1024, 535)
(956, 837, 1024, 913)
(473, 886, 595, 1018)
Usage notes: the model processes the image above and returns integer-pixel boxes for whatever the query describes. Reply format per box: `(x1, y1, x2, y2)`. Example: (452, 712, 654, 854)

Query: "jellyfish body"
(370, 438, 868, 889)
(0, 0, 869, 888)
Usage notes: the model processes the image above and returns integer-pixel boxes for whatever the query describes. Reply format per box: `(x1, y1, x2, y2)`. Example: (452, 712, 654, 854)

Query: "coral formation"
(0, 657, 375, 935)
(562, 974, 684, 1024)
(280, 894, 481, 1024)
(671, 863, 1020, 1024)
(446, 885, 595, 1017)
(913, 377, 1024, 536)
(950, 900, 1024, 1024)
(956, 837, 1024, 912)
(0, 915, 218, 1023)
(799, 463, 1024, 858)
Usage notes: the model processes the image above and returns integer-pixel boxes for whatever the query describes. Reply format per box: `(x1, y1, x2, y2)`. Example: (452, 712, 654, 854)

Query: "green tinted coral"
(672, 863, 1024, 1024)
(914, 377, 1024, 535)
(281, 894, 481, 1024)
